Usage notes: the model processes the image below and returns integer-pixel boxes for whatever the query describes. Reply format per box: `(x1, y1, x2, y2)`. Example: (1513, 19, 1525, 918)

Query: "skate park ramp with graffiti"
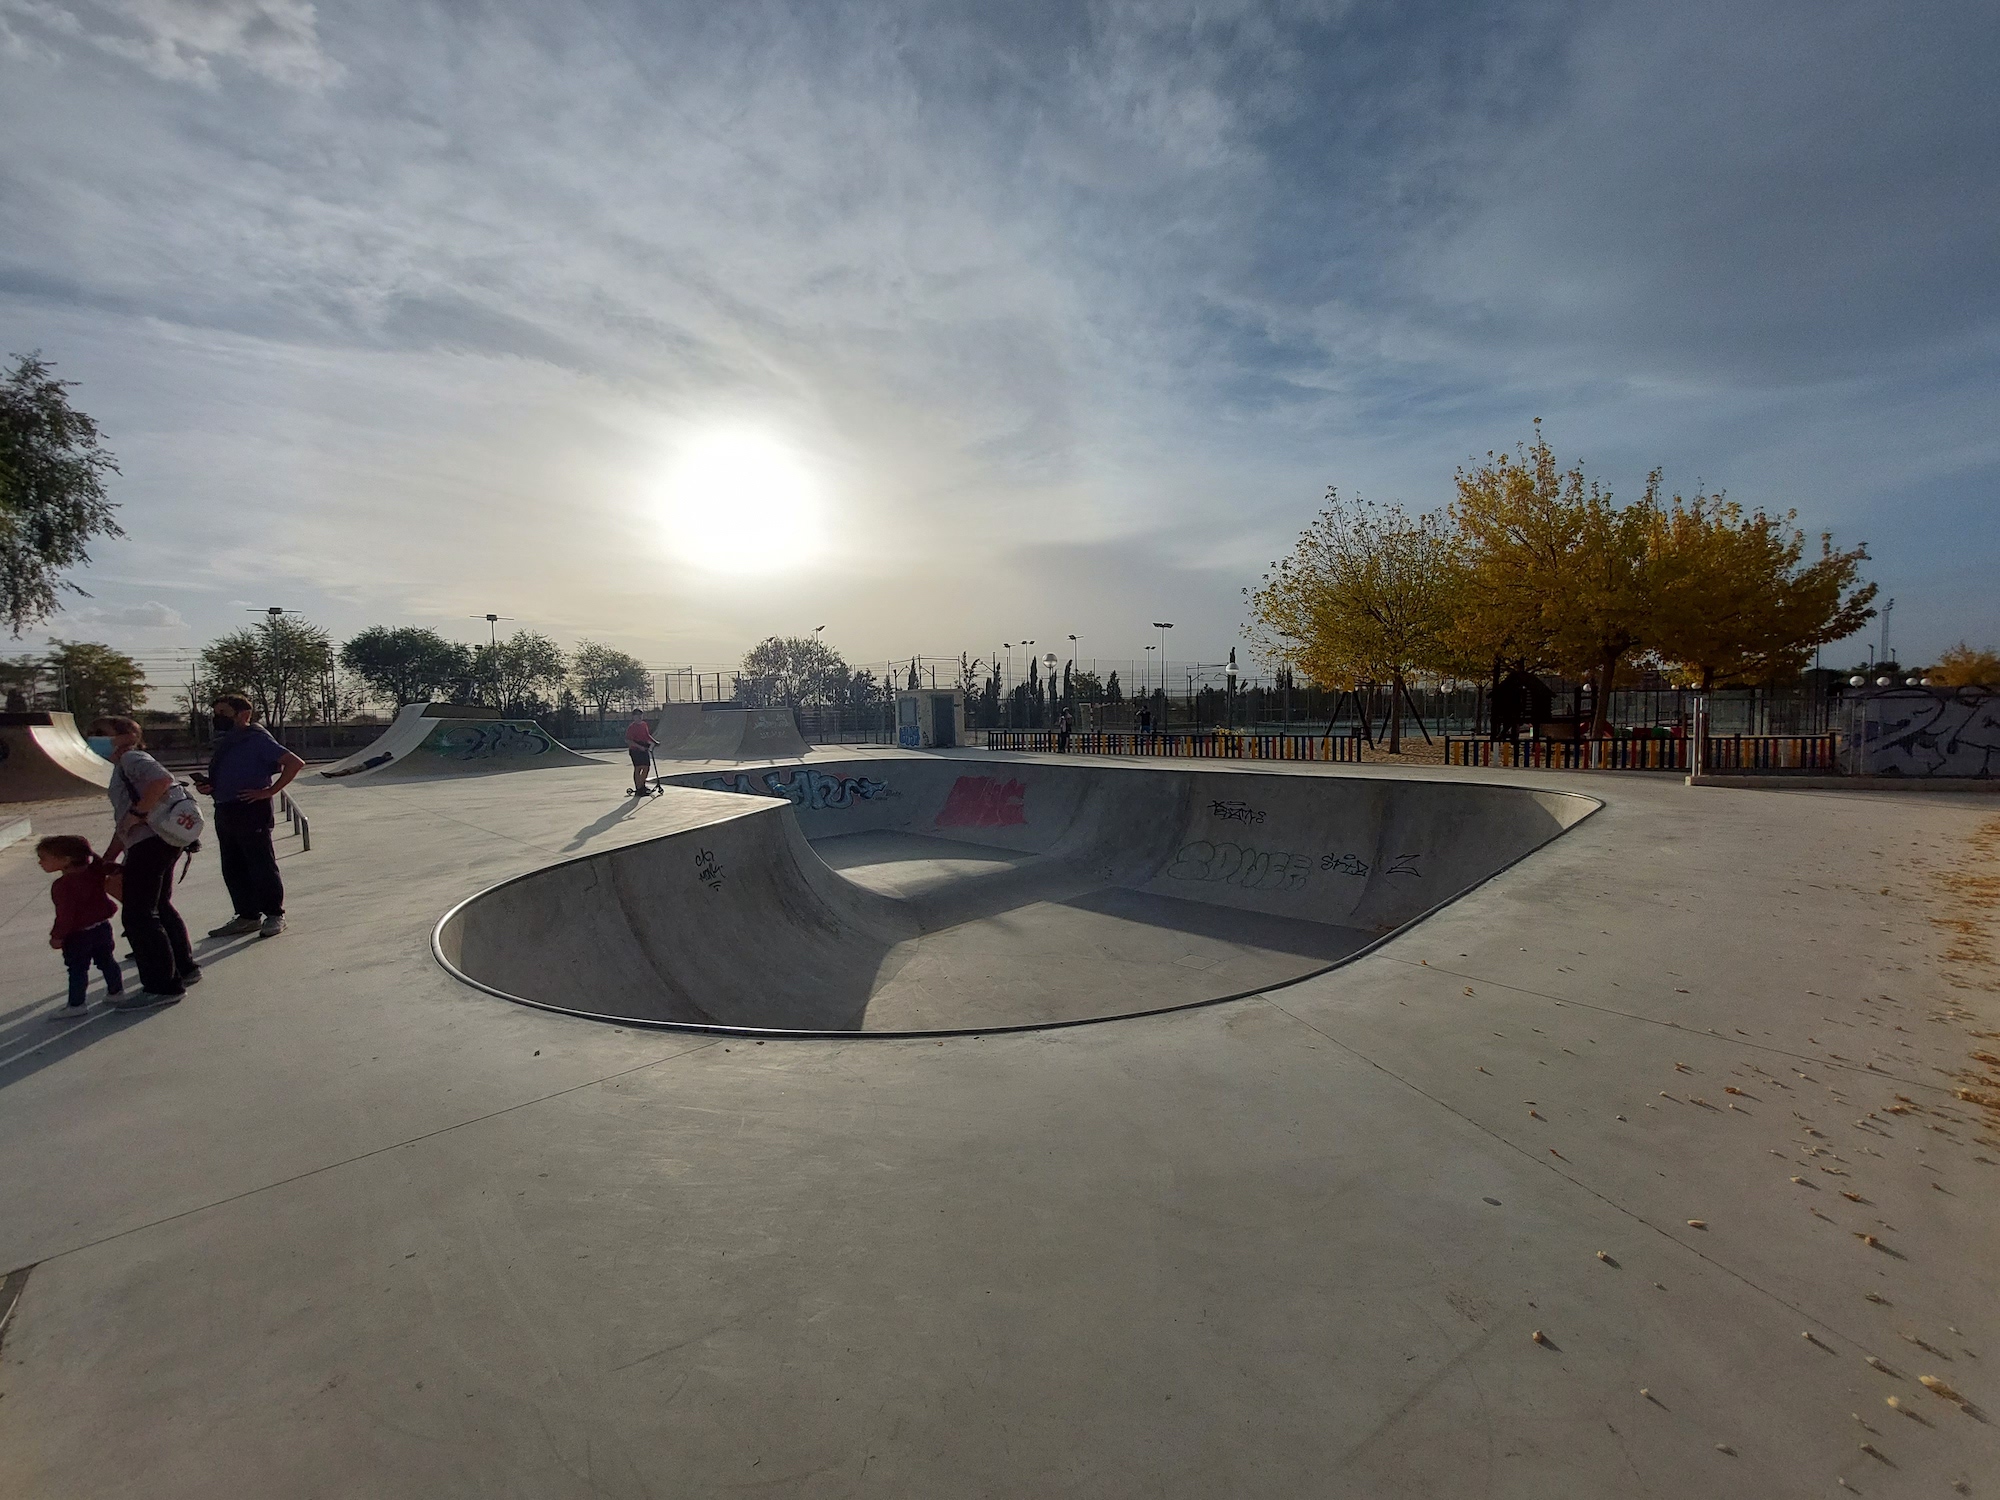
(0, 711, 115, 803)
(318, 703, 594, 781)
(436, 758, 1599, 1035)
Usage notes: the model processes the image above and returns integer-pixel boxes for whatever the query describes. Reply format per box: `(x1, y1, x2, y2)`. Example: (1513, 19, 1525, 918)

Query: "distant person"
(96, 715, 199, 1005)
(1057, 709, 1073, 753)
(194, 694, 305, 940)
(1138, 707, 1153, 737)
(37, 834, 123, 1018)
(625, 711, 659, 796)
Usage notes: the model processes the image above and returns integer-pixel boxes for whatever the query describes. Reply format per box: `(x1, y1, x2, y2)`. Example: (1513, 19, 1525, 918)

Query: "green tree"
(1452, 424, 1657, 738)
(469, 631, 568, 716)
(201, 614, 335, 730)
(46, 640, 147, 722)
(0, 353, 124, 636)
(1247, 492, 1461, 752)
(339, 626, 469, 708)
(738, 635, 847, 708)
(1104, 670, 1122, 702)
(1647, 497, 1875, 688)
(571, 640, 652, 720)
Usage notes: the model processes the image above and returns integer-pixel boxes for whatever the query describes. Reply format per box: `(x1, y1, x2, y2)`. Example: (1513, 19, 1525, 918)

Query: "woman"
(96, 716, 201, 1007)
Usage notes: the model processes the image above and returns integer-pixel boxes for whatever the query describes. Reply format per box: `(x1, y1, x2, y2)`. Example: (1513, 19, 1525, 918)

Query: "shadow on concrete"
(0, 933, 264, 1091)
(559, 797, 647, 853)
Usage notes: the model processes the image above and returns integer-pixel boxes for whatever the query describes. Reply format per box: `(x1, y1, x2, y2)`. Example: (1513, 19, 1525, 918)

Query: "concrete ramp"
(654, 708, 808, 762)
(0, 712, 114, 803)
(319, 703, 594, 781)
(437, 758, 1598, 1035)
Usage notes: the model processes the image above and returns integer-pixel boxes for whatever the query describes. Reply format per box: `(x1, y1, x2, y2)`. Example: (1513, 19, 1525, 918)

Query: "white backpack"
(119, 758, 206, 849)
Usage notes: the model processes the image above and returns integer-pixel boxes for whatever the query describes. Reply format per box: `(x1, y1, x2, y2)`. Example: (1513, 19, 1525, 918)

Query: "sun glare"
(660, 429, 827, 575)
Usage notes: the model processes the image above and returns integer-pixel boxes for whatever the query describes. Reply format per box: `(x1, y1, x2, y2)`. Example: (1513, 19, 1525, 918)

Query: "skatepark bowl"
(436, 759, 1600, 1036)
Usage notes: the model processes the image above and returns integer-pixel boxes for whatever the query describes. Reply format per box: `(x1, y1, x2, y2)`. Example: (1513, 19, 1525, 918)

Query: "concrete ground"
(1, 749, 1996, 1499)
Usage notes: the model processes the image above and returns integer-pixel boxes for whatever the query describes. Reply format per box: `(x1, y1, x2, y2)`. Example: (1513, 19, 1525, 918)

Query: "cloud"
(0, 0, 337, 87)
(56, 600, 189, 630)
(0, 0, 1993, 666)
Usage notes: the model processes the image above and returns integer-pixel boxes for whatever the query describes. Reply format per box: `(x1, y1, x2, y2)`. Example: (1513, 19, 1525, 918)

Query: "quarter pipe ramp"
(0, 712, 114, 803)
(437, 758, 1599, 1034)
(319, 703, 594, 782)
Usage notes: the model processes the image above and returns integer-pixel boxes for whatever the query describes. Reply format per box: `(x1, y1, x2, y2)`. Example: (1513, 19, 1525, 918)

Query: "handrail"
(279, 790, 311, 852)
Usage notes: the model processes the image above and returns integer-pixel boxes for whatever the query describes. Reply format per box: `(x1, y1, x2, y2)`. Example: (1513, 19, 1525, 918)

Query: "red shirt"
(51, 858, 117, 943)
(625, 720, 657, 747)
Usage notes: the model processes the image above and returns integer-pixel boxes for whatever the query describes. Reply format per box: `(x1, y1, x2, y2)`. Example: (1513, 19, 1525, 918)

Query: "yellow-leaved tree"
(1245, 492, 1459, 753)
(1648, 496, 1875, 688)
(1929, 642, 2000, 688)
(1451, 422, 1655, 737)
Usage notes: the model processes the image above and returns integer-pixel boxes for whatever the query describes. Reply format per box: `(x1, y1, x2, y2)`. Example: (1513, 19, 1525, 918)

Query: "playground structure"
(316, 703, 593, 781)
(0, 711, 114, 802)
(437, 757, 1596, 1034)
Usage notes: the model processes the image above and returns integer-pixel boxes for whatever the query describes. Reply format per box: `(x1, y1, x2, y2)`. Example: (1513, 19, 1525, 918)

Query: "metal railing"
(279, 790, 311, 852)
(1444, 734, 1838, 773)
(984, 729, 1363, 762)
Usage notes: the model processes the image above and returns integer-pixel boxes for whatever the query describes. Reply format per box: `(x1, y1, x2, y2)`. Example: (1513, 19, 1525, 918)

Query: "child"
(38, 834, 124, 1019)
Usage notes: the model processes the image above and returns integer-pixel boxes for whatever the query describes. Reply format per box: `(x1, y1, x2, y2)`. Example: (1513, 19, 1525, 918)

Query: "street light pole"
(1152, 622, 1174, 718)
(470, 612, 513, 647)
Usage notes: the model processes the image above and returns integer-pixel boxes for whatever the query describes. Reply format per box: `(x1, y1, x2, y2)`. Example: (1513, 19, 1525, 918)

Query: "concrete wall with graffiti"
(421, 720, 565, 761)
(1838, 690, 2000, 778)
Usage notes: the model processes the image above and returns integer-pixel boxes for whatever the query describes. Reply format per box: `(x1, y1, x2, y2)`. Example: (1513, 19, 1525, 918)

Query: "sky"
(2, 0, 1996, 693)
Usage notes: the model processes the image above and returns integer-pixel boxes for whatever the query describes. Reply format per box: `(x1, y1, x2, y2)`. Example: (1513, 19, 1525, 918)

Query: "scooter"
(631, 741, 664, 797)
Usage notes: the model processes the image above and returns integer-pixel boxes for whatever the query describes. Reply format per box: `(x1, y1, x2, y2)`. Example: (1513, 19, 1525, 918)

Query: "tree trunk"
(1388, 672, 1404, 754)
(1590, 654, 1617, 739)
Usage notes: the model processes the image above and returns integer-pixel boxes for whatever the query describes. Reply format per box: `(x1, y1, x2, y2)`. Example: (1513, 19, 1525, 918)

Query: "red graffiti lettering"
(935, 775, 1028, 828)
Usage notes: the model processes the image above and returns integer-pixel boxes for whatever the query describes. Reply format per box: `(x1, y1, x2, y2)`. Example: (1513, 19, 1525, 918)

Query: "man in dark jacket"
(194, 694, 306, 939)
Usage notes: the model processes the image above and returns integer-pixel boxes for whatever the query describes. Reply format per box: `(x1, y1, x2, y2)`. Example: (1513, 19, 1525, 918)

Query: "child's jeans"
(62, 921, 122, 1007)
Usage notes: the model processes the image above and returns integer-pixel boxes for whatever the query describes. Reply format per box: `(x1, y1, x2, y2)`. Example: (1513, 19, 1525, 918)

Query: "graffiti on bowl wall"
(1167, 840, 1311, 892)
(936, 775, 1028, 828)
(701, 768, 892, 809)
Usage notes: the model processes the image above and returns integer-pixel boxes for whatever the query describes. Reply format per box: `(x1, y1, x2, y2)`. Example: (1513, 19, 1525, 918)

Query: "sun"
(660, 429, 827, 575)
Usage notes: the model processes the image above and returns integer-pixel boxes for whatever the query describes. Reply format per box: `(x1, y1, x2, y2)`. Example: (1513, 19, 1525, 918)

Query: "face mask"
(212, 713, 235, 732)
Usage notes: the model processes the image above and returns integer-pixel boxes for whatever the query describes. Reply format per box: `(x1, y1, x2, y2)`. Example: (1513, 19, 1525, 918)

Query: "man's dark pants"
(215, 801, 285, 920)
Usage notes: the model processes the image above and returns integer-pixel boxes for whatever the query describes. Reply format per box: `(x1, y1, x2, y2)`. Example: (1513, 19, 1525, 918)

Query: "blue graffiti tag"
(425, 721, 557, 761)
(701, 768, 892, 809)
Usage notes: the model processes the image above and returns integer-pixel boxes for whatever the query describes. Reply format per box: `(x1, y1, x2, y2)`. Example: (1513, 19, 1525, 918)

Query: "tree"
(1105, 670, 1122, 702)
(1247, 492, 1461, 752)
(738, 635, 847, 708)
(200, 614, 334, 730)
(1930, 642, 2000, 688)
(571, 640, 652, 720)
(1648, 497, 1875, 688)
(0, 652, 36, 710)
(339, 626, 469, 709)
(0, 353, 124, 636)
(45, 640, 146, 722)
(469, 631, 568, 716)
(1452, 424, 1656, 738)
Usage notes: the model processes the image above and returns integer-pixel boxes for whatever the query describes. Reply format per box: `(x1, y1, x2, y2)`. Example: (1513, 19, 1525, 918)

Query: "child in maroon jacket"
(38, 834, 125, 1019)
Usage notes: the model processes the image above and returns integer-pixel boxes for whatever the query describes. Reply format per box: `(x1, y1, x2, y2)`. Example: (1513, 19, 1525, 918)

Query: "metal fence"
(1443, 734, 1838, 773)
(985, 729, 1363, 762)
